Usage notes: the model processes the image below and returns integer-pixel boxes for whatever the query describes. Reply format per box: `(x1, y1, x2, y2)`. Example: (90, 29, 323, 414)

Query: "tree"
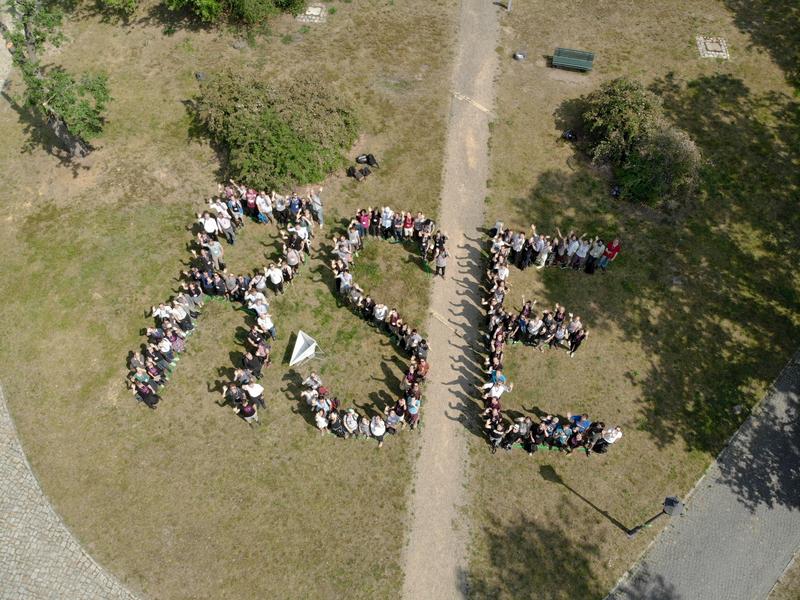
(577, 77, 702, 209)
(581, 77, 661, 165)
(194, 72, 358, 189)
(0, 0, 111, 157)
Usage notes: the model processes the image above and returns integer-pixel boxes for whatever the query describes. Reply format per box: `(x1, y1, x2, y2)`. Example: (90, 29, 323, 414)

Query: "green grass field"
(0, 0, 454, 597)
(466, 0, 800, 597)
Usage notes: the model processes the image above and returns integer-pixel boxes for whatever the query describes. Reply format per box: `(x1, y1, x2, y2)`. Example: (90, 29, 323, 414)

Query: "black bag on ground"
(347, 165, 364, 181)
(356, 154, 369, 164)
(359, 166, 372, 178)
(366, 153, 379, 168)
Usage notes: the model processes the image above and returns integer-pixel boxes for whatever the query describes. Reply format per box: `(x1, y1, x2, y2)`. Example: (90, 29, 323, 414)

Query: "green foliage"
(165, 0, 222, 21)
(162, 0, 304, 23)
(95, 0, 139, 17)
(582, 77, 661, 164)
(618, 122, 702, 208)
(578, 77, 702, 208)
(2, 0, 110, 153)
(195, 72, 359, 189)
(37, 70, 111, 141)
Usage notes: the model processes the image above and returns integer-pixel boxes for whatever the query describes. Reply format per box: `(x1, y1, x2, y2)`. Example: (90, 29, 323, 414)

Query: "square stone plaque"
(696, 36, 729, 59)
(296, 4, 327, 23)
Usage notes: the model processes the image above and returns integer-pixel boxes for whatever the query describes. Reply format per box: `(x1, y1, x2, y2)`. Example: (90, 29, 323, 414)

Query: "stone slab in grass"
(296, 4, 327, 23)
(696, 36, 729, 59)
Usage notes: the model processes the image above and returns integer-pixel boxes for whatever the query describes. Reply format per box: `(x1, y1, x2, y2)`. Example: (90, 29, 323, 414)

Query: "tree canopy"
(578, 77, 702, 209)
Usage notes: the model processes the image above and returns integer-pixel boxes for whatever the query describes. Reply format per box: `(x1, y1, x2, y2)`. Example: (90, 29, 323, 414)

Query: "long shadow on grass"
(723, 0, 800, 89)
(515, 74, 800, 511)
(462, 512, 603, 599)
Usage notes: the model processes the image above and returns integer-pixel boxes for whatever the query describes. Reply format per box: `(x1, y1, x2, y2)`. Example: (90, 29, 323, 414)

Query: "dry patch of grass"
(467, 0, 800, 597)
(0, 0, 455, 597)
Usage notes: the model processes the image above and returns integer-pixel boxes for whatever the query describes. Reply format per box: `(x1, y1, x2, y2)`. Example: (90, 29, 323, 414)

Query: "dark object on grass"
(356, 153, 380, 168)
(359, 166, 372, 178)
(562, 129, 576, 142)
(611, 184, 621, 198)
(195, 72, 207, 81)
(347, 165, 364, 181)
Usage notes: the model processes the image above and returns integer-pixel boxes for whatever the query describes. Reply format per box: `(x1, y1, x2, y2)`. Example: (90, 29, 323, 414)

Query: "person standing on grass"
(585, 237, 606, 274)
(257, 312, 277, 341)
(571, 235, 590, 270)
(434, 246, 449, 278)
(265, 263, 284, 295)
(569, 328, 588, 358)
(309, 186, 324, 228)
(370, 415, 387, 448)
(588, 425, 622, 454)
(234, 399, 260, 426)
(598, 237, 621, 272)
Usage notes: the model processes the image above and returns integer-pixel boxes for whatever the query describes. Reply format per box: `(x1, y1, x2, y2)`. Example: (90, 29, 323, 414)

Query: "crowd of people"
(299, 205, 441, 446)
(480, 225, 623, 455)
(495, 222, 621, 275)
(128, 180, 325, 421)
(329, 206, 449, 279)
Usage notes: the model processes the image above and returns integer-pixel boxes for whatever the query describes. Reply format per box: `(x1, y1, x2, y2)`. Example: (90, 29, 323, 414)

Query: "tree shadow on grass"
(512, 73, 800, 511)
(723, 0, 800, 89)
(1, 89, 91, 177)
(462, 512, 603, 599)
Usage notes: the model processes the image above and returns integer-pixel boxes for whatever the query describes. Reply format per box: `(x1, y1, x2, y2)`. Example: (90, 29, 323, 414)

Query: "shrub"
(618, 122, 702, 209)
(582, 77, 661, 165)
(578, 77, 702, 209)
(195, 72, 359, 189)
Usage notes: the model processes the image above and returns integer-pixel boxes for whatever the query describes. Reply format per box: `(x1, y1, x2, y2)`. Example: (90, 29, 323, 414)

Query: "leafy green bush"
(582, 77, 661, 165)
(165, 0, 223, 22)
(578, 77, 702, 208)
(195, 72, 359, 189)
(95, 0, 139, 17)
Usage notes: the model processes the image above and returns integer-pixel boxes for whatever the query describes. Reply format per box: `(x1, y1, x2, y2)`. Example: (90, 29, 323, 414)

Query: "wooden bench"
(552, 47, 594, 72)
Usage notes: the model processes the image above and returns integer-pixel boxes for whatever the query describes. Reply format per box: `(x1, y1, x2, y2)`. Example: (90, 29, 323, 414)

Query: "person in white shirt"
(373, 303, 388, 329)
(255, 193, 272, 224)
(370, 415, 387, 448)
(197, 211, 219, 241)
(265, 264, 284, 295)
(481, 380, 514, 400)
(242, 381, 265, 408)
(589, 426, 622, 454)
(571, 235, 590, 270)
(257, 313, 276, 340)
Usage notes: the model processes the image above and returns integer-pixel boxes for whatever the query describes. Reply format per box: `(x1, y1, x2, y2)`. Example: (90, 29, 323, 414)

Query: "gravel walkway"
(401, 1, 500, 598)
(0, 384, 138, 600)
(607, 353, 800, 600)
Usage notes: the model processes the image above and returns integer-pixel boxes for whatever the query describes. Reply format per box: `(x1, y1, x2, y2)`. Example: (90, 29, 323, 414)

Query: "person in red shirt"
(599, 238, 621, 272)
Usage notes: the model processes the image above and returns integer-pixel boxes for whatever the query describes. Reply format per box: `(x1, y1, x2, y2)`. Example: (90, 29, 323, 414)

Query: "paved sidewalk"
(0, 384, 138, 600)
(607, 353, 800, 600)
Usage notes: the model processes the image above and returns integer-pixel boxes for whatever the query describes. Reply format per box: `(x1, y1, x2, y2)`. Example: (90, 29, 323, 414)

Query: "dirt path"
(401, 1, 500, 598)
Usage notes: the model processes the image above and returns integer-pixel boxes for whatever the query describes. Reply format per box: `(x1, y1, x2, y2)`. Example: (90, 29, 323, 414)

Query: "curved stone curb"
(0, 383, 139, 600)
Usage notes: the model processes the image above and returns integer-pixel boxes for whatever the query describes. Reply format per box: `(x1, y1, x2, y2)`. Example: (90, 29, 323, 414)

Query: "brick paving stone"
(607, 353, 800, 600)
(0, 384, 139, 600)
